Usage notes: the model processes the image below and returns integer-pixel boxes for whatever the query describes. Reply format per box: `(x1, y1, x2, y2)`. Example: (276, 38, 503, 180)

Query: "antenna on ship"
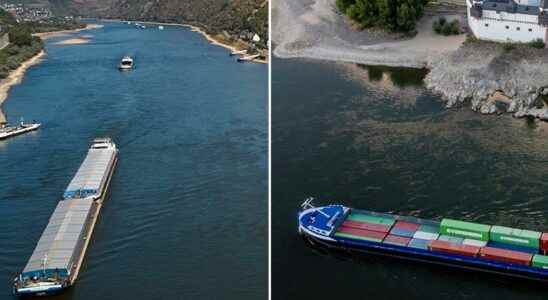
(42, 254, 48, 276)
(301, 197, 315, 210)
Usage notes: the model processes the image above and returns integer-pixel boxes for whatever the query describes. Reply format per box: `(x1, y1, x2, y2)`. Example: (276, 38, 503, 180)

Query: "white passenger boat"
(119, 56, 134, 70)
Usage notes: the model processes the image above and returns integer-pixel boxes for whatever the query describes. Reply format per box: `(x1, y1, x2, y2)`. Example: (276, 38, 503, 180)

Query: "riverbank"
(273, 0, 548, 120)
(33, 23, 103, 40)
(113, 20, 268, 64)
(0, 50, 45, 124)
(0, 24, 102, 124)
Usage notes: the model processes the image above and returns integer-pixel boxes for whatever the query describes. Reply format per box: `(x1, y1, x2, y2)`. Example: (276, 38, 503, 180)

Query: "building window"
(517, 27, 520, 31)
(506, 25, 509, 29)
(485, 23, 489, 27)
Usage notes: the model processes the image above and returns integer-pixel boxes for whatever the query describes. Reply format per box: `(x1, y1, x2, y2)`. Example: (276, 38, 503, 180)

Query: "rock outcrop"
(425, 39, 548, 120)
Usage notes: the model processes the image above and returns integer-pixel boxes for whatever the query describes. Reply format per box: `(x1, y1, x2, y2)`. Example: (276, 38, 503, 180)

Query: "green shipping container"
(490, 226, 541, 249)
(440, 219, 491, 241)
(347, 213, 395, 227)
(532, 254, 548, 269)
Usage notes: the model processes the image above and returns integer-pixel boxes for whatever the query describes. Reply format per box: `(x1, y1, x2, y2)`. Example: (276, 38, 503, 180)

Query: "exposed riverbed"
(273, 0, 548, 120)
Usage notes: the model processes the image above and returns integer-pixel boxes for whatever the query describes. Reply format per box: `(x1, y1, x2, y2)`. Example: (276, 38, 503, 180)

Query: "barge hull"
(301, 226, 548, 282)
(68, 155, 117, 284)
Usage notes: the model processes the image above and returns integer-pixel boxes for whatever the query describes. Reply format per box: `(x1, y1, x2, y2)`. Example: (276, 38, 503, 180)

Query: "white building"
(467, 0, 548, 43)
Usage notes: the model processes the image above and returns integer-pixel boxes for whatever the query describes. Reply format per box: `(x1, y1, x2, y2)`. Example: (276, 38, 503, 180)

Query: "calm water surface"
(272, 57, 548, 299)
(0, 21, 267, 299)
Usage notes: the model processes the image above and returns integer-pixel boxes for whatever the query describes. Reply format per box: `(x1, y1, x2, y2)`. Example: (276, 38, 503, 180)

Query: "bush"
(433, 17, 460, 35)
(502, 42, 516, 51)
(529, 38, 545, 49)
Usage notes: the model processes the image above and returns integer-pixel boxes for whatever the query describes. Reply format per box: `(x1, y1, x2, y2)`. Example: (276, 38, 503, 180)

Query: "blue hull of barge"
(308, 234, 548, 281)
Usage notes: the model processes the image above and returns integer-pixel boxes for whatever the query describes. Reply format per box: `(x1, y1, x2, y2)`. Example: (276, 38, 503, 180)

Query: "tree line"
(336, 0, 429, 32)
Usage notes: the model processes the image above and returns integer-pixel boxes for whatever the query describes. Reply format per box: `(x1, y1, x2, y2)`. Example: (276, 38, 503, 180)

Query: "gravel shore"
(273, 0, 548, 120)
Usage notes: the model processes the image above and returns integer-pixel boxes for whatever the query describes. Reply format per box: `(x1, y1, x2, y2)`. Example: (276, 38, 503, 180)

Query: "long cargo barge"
(13, 138, 118, 297)
(298, 198, 548, 282)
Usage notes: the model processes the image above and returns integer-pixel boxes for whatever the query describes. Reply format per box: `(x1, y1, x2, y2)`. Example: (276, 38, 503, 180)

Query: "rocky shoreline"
(273, 0, 548, 121)
(425, 40, 548, 121)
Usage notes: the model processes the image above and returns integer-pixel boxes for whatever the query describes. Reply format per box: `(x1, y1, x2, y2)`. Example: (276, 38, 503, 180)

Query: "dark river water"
(272, 57, 548, 299)
(0, 21, 267, 299)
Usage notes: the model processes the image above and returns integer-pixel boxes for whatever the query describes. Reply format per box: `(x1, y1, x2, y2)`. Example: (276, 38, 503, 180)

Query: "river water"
(0, 21, 267, 299)
(272, 57, 548, 299)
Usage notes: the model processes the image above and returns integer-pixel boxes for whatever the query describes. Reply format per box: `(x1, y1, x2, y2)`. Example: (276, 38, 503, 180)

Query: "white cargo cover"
(23, 198, 93, 273)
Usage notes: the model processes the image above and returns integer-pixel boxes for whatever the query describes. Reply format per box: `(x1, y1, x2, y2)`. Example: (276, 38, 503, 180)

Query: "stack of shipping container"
(333, 210, 548, 269)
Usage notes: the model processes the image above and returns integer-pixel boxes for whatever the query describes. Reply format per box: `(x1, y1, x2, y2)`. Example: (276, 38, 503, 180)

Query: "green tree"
(9, 26, 32, 47)
(396, 1, 416, 31)
(337, 0, 356, 12)
(338, 0, 427, 32)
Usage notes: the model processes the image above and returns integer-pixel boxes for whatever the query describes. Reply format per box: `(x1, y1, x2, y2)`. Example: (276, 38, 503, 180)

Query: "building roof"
(482, 0, 539, 15)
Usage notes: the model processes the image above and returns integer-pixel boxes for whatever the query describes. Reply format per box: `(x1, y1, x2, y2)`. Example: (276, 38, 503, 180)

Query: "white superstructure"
(119, 56, 134, 70)
(467, 0, 548, 43)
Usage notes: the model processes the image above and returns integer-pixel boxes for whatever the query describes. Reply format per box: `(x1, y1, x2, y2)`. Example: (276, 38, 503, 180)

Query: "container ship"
(298, 198, 548, 282)
(13, 138, 118, 296)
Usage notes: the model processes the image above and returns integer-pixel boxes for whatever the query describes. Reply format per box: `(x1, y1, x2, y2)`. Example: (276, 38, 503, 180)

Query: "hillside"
(72, 0, 268, 49)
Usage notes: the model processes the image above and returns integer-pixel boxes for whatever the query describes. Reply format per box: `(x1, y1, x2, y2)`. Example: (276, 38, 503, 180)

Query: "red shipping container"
(342, 220, 391, 233)
(393, 221, 420, 231)
(383, 235, 411, 246)
(337, 226, 387, 240)
(429, 240, 480, 257)
(540, 233, 548, 253)
(478, 247, 533, 266)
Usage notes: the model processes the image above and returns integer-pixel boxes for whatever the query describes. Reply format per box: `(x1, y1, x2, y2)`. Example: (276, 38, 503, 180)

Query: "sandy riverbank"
(273, 0, 464, 68)
(0, 50, 45, 124)
(55, 38, 91, 45)
(117, 20, 268, 64)
(33, 24, 104, 40)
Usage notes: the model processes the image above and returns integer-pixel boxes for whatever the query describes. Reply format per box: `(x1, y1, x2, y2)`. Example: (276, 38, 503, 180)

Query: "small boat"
(298, 198, 548, 282)
(119, 56, 133, 70)
(237, 54, 260, 62)
(230, 49, 247, 56)
(158, 25, 164, 30)
(127, 21, 131, 25)
(0, 120, 40, 140)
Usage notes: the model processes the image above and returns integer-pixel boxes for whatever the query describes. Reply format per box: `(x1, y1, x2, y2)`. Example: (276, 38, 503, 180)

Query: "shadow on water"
(357, 64, 428, 87)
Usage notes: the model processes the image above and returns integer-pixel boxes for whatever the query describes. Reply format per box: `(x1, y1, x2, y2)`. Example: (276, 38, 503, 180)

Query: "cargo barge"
(298, 198, 548, 282)
(0, 121, 40, 140)
(13, 138, 118, 297)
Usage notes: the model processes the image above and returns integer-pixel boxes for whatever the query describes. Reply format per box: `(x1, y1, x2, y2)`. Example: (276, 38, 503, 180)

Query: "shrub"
(529, 38, 545, 49)
(438, 16, 447, 26)
(502, 42, 516, 51)
(433, 17, 460, 35)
